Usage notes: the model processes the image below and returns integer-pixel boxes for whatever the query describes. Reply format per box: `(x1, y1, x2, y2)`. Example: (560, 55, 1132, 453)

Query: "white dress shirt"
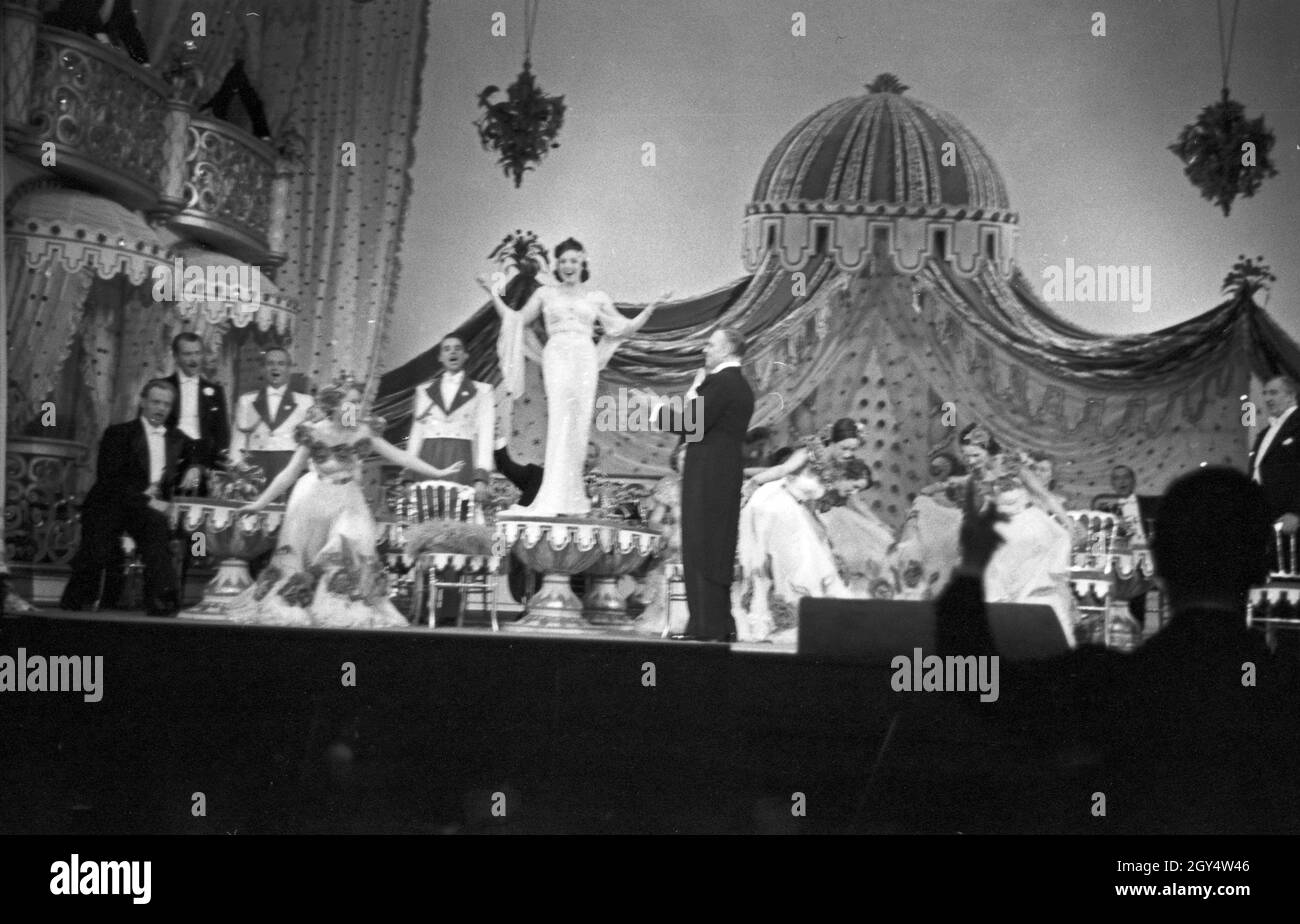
(440, 370, 465, 410)
(1254, 404, 1297, 484)
(140, 417, 166, 489)
(265, 384, 285, 421)
(176, 371, 201, 441)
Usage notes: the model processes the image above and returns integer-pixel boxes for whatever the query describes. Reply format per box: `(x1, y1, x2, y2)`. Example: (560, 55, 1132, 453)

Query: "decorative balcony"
(167, 115, 282, 265)
(4, 437, 86, 567)
(9, 22, 173, 213)
(3, 4, 289, 267)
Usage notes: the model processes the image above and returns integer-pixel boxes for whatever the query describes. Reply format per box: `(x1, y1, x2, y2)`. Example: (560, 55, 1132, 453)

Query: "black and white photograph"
(2, 0, 1299, 893)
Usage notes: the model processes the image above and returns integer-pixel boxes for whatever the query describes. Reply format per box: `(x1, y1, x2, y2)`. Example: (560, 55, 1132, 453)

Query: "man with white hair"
(1251, 374, 1300, 543)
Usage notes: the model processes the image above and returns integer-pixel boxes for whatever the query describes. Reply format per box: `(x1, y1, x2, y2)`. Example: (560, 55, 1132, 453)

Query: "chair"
(400, 479, 499, 630)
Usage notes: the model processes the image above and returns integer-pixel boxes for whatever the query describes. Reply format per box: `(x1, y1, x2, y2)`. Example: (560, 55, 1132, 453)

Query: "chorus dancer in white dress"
(893, 423, 1002, 600)
(480, 237, 668, 516)
(983, 471, 1077, 647)
(225, 376, 463, 628)
(734, 438, 861, 644)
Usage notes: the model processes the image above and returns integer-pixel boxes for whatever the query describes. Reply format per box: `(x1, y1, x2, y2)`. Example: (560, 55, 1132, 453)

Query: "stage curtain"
(76, 275, 127, 446)
(256, 0, 430, 396)
(4, 244, 93, 430)
(135, 1, 266, 107)
(878, 263, 1251, 501)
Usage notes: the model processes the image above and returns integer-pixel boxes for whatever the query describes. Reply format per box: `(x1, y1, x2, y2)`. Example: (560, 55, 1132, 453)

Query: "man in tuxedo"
(652, 328, 755, 641)
(165, 333, 230, 496)
(936, 468, 1299, 833)
(60, 380, 200, 616)
(1250, 375, 1300, 547)
(408, 335, 495, 624)
(230, 347, 314, 485)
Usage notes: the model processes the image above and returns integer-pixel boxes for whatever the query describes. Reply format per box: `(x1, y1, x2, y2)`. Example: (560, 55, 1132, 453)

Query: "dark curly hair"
(554, 237, 590, 283)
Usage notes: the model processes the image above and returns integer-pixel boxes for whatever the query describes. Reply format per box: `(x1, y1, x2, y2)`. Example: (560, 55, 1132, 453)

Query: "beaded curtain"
(4, 245, 93, 431)
(256, 0, 429, 397)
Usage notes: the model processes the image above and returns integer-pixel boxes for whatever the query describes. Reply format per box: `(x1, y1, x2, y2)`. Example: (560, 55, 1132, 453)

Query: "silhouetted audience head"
(1152, 467, 1270, 606)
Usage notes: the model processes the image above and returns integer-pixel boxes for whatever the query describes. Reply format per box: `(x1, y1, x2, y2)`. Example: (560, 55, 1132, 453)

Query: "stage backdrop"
(378, 80, 1300, 528)
(377, 257, 1299, 530)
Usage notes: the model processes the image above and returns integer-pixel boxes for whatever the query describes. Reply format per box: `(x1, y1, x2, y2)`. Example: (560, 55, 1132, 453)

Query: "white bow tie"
(146, 425, 165, 436)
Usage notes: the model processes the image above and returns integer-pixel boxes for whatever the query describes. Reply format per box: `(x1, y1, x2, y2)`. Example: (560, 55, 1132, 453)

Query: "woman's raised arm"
(478, 274, 544, 323)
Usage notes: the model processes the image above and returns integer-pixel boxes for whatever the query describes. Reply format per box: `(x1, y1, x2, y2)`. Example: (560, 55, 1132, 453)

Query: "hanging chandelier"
(474, 0, 566, 188)
(1168, 0, 1278, 215)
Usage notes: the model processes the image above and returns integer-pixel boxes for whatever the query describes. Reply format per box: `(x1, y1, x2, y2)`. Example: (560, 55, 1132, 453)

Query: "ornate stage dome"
(742, 74, 1019, 278)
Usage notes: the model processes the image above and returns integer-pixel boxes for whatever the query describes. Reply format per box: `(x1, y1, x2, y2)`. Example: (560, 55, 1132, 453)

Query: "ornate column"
(155, 95, 193, 217)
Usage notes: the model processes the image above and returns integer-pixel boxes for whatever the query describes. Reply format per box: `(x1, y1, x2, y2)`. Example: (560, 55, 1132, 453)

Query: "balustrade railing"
(3, 5, 288, 265)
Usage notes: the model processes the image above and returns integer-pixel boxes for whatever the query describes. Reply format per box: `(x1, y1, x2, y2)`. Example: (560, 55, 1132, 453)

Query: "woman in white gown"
(224, 377, 463, 628)
(893, 423, 1001, 599)
(734, 435, 863, 643)
(745, 419, 897, 597)
(480, 238, 667, 516)
(983, 472, 1077, 646)
(894, 425, 1076, 643)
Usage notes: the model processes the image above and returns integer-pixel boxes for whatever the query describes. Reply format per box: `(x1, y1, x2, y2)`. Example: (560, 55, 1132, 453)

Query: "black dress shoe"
(669, 633, 699, 641)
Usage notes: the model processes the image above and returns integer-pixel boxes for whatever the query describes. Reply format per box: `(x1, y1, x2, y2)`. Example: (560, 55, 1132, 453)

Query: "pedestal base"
(583, 575, 637, 629)
(182, 557, 254, 617)
(496, 515, 663, 635)
(504, 573, 589, 632)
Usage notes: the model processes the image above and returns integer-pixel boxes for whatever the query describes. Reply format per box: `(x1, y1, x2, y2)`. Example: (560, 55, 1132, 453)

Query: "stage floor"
(0, 607, 1102, 834)
(19, 606, 801, 653)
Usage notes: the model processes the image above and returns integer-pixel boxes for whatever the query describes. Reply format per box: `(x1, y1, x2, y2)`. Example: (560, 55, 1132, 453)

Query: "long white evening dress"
(497, 285, 642, 516)
(733, 479, 854, 643)
(892, 475, 1076, 644)
(984, 503, 1076, 647)
(221, 421, 408, 629)
(818, 491, 901, 597)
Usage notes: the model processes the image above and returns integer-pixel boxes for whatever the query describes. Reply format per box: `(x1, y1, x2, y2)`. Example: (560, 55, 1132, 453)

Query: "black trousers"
(62, 502, 178, 613)
(683, 567, 734, 640)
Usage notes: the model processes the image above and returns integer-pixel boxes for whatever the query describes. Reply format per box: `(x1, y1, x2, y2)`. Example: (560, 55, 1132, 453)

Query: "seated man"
(60, 380, 200, 617)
